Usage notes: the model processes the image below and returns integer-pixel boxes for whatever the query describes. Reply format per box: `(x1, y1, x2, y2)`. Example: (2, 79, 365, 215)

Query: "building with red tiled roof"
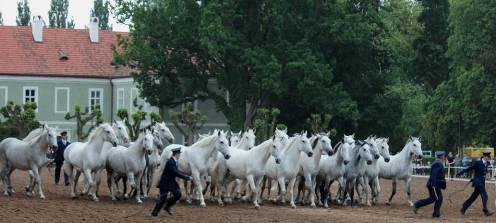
(0, 17, 227, 141)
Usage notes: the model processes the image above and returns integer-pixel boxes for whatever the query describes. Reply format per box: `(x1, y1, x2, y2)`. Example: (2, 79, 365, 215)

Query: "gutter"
(110, 76, 114, 122)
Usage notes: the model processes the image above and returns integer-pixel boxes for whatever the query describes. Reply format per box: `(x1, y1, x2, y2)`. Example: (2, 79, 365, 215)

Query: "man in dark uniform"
(54, 131, 70, 186)
(151, 147, 191, 217)
(413, 151, 446, 218)
(456, 151, 494, 216)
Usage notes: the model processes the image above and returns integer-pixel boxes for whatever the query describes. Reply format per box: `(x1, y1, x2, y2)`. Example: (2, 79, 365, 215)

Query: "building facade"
(0, 17, 227, 142)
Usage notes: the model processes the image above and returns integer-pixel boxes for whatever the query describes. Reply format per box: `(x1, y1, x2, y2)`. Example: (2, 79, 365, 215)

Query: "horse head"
(112, 120, 130, 144)
(356, 140, 374, 165)
(317, 133, 333, 156)
(43, 125, 58, 148)
(376, 137, 391, 162)
(243, 129, 256, 150)
(295, 131, 313, 157)
(215, 130, 231, 160)
(229, 130, 241, 146)
(100, 123, 119, 147)
(143, 129, 155, 155)
(270, 135, 283, 164)
(154, 122, 174, 144)
(275, 128, 290, 147)
(365, 136, 380, 160)
(408, 137, 423, 159)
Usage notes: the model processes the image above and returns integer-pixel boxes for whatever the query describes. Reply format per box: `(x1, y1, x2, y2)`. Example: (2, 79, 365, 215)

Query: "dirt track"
(0, 170, 495, 223)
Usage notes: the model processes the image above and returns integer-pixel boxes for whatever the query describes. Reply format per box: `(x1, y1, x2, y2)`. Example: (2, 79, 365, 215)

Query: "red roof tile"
(0, 26, 130, 78)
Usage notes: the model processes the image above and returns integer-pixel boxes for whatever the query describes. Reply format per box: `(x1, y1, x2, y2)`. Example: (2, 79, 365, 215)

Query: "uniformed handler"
(413, 151, 446, 218)
(456, 151, 494, 216)
(151, 147, 191, 217)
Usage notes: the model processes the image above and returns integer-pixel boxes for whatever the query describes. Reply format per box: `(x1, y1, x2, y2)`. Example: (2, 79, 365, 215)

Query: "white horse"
(78, 120, 130, 197)
(378, 137, 422, 206)
(106, 129, 155, 203)
(264, 132, 314, 208)
(357, 136, 391, 206)
(206, 129, 256, 200)
(316, 135, 354, 208)
(216, 135, 283, 208)
(161, 130, 231, 207)
(340, 140, 374, 207)
(63, 123, 119, 201)
(0, 125, 58, 199)
(297, 133, 333, 207)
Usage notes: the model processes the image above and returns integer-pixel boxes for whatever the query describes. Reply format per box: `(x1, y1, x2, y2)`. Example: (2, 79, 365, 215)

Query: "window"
(55, 87, 70, 113)
(0, 87, 7, 106)
(117, 88, 125, 110)
(88, 88, 103, 112)
(23, 87, 38, 104)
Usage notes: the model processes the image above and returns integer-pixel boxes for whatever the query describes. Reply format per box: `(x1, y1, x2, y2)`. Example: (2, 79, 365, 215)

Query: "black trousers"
(54, 160, 68, 184)
(414, 186, 443, 217)
(152, 188, 182, 215)
(462, 184, 489, 212)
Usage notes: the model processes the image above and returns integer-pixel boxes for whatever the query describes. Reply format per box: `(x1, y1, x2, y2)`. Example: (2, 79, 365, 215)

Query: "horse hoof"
(408, 201, 414, 207)
(111, 197, 117, 201)
(254, 205, 260, 209)
(291, 204, 296, 209)
(26, 192, 33, 197)
(25, 187, 29, 192)
(386, 201, 391, 206)
(218, 202, 224, 206)
(71, 196, 78, 200)
(200, 203, 207, 208)
(137, 200, 143, 204)
(311, 204, 316, 208)
(40, 195, 46, 199)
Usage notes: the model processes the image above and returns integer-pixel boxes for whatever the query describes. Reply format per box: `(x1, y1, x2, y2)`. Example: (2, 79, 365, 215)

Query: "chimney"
(89, 17, 99, 43)
(32, 15, 44, 42)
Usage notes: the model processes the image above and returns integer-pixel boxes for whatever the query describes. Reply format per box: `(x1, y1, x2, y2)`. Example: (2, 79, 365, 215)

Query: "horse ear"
(218, 131, 221, 137)
(283, 129, 287, 134)
(123, 117, 127, 122)
(238, 130, 242, 135)
(230, 131, 234, 136)
(43, 123, 48, 129)
(325, 132, 330, 137)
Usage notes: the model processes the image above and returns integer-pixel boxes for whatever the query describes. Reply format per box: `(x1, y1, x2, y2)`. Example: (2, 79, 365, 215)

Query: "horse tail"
(0, 139, 9, 179)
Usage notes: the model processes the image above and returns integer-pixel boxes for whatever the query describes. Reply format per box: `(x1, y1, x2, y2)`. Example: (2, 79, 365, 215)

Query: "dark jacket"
(55, 140, 70, 161)
(157, 158, 189, 191)
(458, 159, 488, 187)
(427, 160, 446, 189)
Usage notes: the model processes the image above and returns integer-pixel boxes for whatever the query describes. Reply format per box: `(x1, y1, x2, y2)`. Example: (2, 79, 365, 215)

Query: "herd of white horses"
(0, 121, 424, 210)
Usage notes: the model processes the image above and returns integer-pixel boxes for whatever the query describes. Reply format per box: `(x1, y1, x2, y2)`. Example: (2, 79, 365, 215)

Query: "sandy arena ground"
(0, 169, 495, 223)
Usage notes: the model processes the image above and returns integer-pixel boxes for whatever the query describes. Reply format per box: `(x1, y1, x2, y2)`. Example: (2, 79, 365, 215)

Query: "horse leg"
(349, 179, 357, 208)
(5, 167, 15, 195)
(246, 175, 259, 208)
(31, 167, 45, 199)
(192, 170, 206, 207)
(277, 177, 287, 204)
(355, 177, 364, 205)
(134, 172, 143, 204)
(374, 177, 381, 204)
(310, 176, 317, 208)
(107, 170, 117, 201)
(94, 170, 103, 197)
(387, 178, 397, 205)
(83, 169, 98, 201)
(364, 177, 371, 206)
(289, 177, 298, 208)
(405, 177, 413, 206)
(146, 168, 154, 197)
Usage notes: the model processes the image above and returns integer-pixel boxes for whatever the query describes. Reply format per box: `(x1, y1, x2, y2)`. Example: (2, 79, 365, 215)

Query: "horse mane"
(23, 127, 48, 144)
(87, 124, 107, 142)
(282, 136, 298, 153)
(311, 135, 320, 150)
(191, 132, 219, 148)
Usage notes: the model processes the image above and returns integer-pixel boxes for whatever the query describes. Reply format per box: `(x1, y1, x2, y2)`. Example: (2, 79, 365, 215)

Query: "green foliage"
(16, 0, 31, 26)
(65, 104, 102, 140)
(91, 0, 111, 30)
(253, 107, 283, 143)
(169, 102, 208, 146)
(0, 101, 39, 139)
(48, 0, 71, 28)
(116, 97, 158, 140)
(306, 114, 334, 134)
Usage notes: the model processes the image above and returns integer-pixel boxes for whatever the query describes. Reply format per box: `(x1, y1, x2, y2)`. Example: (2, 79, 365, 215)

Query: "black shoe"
(65, 182, 70, 186)
(485, 210, 494, 216)
(55, 182, 59, 185)
(460, 208, 466, 215)
(432, 215, 440, 218)
(151, 210, 159, 217)
(164, 207, 173, 216)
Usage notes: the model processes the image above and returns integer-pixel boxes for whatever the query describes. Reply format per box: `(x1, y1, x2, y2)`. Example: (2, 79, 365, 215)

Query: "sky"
(1, 0, 129, 31)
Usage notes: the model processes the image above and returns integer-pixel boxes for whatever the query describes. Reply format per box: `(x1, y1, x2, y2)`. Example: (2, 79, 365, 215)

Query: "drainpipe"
(109, 76, 114, 122)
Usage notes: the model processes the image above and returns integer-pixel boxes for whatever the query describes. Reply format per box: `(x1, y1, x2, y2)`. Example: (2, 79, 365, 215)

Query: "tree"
(0, 101, 39, 139)
(66, 17, 75, 29)
(116, 98, 162, 140)
(306, 113, 335, 135)
(411, 0, 450, 92)
(0, 11, 4, 25)
(48, 0, 71, 28)
(253, 108, 282, 143)
(16, 0, 31, 26)
(169, 102, 207, 146)
(64, 104, 102, 140)
(424, 0, 496, 150)
(91, 0, 111, 30)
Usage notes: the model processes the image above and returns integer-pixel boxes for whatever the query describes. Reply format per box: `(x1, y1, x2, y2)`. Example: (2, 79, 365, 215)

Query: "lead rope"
(448, 181, 471, 206)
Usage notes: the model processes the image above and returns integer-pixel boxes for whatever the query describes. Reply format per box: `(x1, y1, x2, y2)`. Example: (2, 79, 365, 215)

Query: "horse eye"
(118, 127, 122, 129)
(106, 130, 110, 133)
(220, 141, 224, 144)
(382, 146, 385, 149)
(363, 148, 366, 151)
